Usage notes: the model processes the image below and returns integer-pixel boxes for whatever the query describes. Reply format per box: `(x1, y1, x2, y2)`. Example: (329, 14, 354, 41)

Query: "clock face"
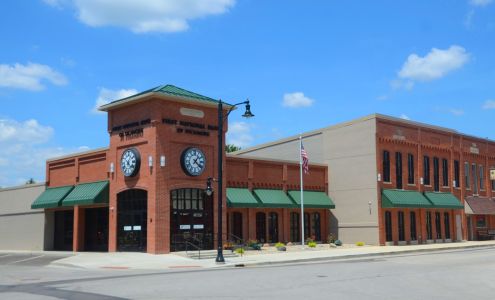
(121, 148, 141, 177)
(181, 147, 206, 176)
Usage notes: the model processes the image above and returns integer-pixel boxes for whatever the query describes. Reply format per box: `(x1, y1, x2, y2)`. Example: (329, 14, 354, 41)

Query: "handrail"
(228, 233, 244, 245)
(184, 240, 202, 259)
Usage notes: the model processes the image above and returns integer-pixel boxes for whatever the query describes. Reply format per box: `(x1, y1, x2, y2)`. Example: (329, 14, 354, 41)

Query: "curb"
(226, 243, 495, 268)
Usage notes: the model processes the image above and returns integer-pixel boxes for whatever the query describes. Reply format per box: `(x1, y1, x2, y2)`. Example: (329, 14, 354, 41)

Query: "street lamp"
(210, 99, 254, 263)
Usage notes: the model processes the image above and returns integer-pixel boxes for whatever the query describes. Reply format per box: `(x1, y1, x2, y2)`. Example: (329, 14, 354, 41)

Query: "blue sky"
(0, 0, 494, 187)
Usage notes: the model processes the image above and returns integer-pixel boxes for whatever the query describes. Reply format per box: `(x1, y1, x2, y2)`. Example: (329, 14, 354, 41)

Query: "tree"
(225, 144, 241, 153)
(25, 178, 36, 184)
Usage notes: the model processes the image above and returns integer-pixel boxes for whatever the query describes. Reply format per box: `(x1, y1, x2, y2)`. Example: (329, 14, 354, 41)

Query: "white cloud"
(398, 46, 470, 82)
(470, 0, 493, 7)
(227, 121, 254, 148)
(0, 117, 85, 187)
(482, 100, 495, 109)
(282, 92, 315, 108)
(449, 108, 465, 116)
(45, 0, 235, 33)
(400, 114, 411, 120)
(0, 118, 53, 144)
(92, 88, 137, 113)
(0, 62, 68, 91)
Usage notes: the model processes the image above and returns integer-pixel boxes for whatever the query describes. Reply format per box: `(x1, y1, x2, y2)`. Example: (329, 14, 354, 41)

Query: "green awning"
(424, 192, 464, 209)
(227, 188, 261, 208)
(62, 180, 109, 207)
(288, 191, 335, 209)
(253, 189, 297, 208)
(382, 189, 433, 208)
(31, 185, 74, 209)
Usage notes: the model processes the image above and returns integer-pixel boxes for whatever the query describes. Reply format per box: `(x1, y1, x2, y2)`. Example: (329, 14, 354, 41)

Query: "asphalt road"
(1, 247, 495, 299)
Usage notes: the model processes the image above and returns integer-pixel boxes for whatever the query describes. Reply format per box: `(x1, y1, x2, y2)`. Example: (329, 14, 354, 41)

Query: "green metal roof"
(382, 189, 433, 208)
(287, 191, 335, 209)
(62, 180, 109, 207)
(227, 188, 261, 208)
(31, 185, 74, 209)
(424, 192, 464, 209)
(99, 84, 231, 111)
(253, 189, 297, 208)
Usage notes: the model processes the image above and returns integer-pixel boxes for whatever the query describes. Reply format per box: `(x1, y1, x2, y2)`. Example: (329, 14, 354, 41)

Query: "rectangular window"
(476, 215, 486, 228)
(410, 211, 417, 241)
(398, 211, 405, 241)
(465, 162, 470, 189)
(479, 165, 484, 190)
(442, 158, 449, 187)
(407, 154, 415, 185)
(426, 212, 433, 240)
(396, 152, 403, 189)
(433, 157, 440, 191)
(423, 156, 430, 185)
(454, 160, 460, 188)
(435, 212, 442, 239)
(444, 212, 451, 240)
(383, 151, 390, 182)
(472, 164, 478, 194)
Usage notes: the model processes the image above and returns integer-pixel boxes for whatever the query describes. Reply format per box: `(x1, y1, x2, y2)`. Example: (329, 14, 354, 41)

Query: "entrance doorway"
(117, 189, 147, 252)
(170, 188, 213, 251)
(54, 210, 73, 251)
(84, 207, 109, 251)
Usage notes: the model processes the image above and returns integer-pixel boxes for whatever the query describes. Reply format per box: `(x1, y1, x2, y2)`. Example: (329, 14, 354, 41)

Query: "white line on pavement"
(6, 255, 45, 265)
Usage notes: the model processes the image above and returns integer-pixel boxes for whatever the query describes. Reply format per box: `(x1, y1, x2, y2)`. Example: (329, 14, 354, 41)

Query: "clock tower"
(99, 85, 228, 254)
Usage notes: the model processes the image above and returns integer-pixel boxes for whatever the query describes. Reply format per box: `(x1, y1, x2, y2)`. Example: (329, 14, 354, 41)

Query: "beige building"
(0, 183, 51, 250)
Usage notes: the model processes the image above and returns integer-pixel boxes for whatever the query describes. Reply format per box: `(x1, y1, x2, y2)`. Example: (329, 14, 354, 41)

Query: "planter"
(276, 246, 286, 251)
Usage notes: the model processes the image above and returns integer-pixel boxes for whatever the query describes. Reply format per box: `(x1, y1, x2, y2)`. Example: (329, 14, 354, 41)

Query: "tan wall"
(0, 183, 46, 250)
(324, 118, 379, 245)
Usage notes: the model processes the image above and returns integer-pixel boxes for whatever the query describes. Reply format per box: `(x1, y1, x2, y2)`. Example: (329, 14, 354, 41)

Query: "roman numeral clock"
(181, 147, 206, 176)
(121, 148, 141, 177)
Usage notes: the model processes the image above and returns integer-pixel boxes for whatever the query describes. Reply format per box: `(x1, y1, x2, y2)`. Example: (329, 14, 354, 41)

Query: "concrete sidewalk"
(41, 240, 495, 270)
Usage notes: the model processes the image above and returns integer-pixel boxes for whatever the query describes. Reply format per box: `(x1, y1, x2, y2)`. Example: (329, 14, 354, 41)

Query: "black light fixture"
(213, 98, 254, 263)
(206, 177, 213, 197)
(242, 100, 255, 118)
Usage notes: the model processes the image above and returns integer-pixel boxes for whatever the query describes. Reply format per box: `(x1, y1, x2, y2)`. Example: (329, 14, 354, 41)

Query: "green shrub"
(235, 247, 245, 255)
(356, 241, 365, 246)
(247, 239, 258, 247)
(308, 241, 317, 248)
(275, 242, 285, 248)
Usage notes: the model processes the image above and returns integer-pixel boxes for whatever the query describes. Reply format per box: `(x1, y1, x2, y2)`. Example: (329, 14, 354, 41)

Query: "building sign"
(163, 118, 218, 137)
(112, 119, 150, 140)
(470, 143, 479, 154)
(392, 128, 406, 141)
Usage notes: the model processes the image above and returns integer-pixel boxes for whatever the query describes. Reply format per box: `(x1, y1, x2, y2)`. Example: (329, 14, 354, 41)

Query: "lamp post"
(208, 99, 254, 263)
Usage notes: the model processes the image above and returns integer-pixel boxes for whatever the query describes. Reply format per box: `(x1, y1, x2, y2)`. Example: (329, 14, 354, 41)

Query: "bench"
(477, 229, 495, 240)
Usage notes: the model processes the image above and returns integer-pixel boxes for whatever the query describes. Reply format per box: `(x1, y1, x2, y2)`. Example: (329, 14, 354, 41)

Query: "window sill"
(383, 181, 392, 185)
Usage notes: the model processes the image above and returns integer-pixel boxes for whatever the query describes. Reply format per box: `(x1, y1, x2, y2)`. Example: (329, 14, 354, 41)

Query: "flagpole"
(299, 135, 305, 248)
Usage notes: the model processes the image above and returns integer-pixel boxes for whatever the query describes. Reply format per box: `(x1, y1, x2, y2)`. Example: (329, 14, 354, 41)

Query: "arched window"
(256, 212, 266, 243)
(385, 211, 392, 242)
(290, 212, 300, 242)
(268, 212, 279, 243)
(311, 212, 321, 241)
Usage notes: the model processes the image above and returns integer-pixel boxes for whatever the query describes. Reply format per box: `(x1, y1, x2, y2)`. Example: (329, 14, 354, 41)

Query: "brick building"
(234, 114, 495, 245)
(25, 85, 334, 253)
(2, 86, 494, 253)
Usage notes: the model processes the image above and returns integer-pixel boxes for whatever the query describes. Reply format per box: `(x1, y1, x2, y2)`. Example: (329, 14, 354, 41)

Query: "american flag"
(301, 142, 309, 174)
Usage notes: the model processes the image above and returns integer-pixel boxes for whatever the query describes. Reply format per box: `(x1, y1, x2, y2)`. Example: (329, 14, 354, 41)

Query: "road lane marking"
(0, 254, 10, 258)
(6, 255, 45, 265)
